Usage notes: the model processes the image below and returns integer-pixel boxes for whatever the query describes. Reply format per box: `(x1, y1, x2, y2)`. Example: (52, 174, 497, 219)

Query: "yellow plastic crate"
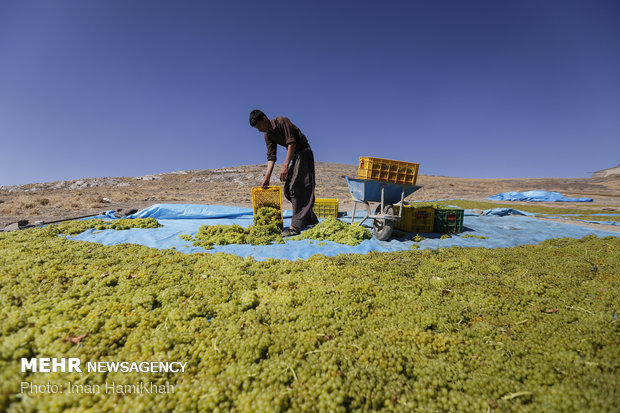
(358, 157, 419, 185)
(394, 205, 435, 232)
(313, 198, 339, 218)
(252, 186, 283, 226)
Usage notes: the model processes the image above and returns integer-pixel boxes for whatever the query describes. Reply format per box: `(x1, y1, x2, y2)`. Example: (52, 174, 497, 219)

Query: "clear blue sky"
(1, 0, 619, 186)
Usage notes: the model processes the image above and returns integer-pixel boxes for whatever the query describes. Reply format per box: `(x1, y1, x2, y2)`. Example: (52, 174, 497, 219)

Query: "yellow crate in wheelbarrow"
(358, 157, 419, 185)
(252, 186, 283, 227)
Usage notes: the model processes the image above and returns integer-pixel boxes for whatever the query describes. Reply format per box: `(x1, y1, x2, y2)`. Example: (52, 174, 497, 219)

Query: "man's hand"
(263, 160, 275, 188)
(279, 143, 295, 183)
(262, 177, 270, 189)
(279, 164, 289, 182)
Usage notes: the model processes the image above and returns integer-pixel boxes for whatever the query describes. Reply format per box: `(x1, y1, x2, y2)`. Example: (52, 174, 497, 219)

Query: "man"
(249, 109, 318, 236)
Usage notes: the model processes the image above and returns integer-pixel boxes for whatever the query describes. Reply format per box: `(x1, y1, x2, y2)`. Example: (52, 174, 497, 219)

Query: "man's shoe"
(282, 226, 300, 237)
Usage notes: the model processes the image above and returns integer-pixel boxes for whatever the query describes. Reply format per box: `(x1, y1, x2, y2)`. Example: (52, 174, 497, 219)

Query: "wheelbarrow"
(344, 176, 422, 241)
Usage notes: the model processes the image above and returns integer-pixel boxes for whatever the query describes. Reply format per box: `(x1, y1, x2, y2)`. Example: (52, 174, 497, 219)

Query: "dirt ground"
(1, 162, 619, 231)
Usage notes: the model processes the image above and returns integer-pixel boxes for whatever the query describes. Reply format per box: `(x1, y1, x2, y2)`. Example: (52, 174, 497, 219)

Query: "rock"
(114, 209, 138, 218)
(4, 220, 28, 231)
(69, 180, 87, 189)
(68, 178, 119, 189)
(135, 175, 162, 181)
(168, 170, 194, 175)
(0, 184, 25, 193)
(189, 177, 209, 183)
(214, 168, 243, 174)
(101, 198, 111, 203)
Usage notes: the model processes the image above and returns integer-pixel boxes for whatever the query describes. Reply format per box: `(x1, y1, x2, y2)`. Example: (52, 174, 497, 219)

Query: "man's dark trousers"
(284, 148, 317, 229)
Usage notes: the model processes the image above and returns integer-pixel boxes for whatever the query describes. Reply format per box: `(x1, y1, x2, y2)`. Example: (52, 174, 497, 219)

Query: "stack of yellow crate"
(358, 157, 420, 185)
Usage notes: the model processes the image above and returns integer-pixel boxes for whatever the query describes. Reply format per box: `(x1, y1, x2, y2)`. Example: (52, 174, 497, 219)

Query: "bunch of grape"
(254, 205, 282, 230)
(461, 234, 488, 239)
(289, 217, 371, 246)
(41, 218, 161, 236)
(180, 207, 284, 248)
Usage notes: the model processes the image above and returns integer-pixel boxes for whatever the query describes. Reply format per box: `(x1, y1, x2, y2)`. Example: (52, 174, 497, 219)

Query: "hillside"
(1, 162, 619, 228)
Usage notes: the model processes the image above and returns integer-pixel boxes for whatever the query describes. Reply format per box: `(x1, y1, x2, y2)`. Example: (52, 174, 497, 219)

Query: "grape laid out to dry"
(180, 210, 371, 249)
(289, 217, 372, 246)
(0, 221, 618, 412)
(43, 218, 161, 236)
(180, 207, 284, 248)
(253, 205, 282, 230)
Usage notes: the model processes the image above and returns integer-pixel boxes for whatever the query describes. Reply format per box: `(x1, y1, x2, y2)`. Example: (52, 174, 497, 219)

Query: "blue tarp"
(488, 190, 593, 202)
(482, 208, 535, 216)
(576, 219, 620, 226)
(478, 208, 620, 225)
(100, 204, 289, 220)
(64, 204, 620, 261)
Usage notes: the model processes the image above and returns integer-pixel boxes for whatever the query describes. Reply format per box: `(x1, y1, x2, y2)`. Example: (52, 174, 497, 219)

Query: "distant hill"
(592, 165, 620, 178)
(2, 162, 620, 229)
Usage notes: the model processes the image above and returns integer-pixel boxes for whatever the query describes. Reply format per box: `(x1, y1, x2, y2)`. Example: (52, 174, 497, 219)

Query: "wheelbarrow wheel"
(373, 204, 394, 241)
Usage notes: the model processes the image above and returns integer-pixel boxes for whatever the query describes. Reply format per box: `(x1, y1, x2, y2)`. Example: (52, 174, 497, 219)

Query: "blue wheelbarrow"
(344, 176, 422, 240)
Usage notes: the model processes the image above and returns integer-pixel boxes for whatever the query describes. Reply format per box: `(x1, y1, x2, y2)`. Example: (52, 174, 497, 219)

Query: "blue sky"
(1, 0, 619, 186)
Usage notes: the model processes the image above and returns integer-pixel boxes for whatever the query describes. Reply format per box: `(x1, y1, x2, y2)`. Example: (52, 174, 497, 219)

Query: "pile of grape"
(42, 218, 162, 236)
(180, 207, 283, 248)
(290, 217, 372, 246)
(0, 225, 618, 412)
(253, 205, 282, 230)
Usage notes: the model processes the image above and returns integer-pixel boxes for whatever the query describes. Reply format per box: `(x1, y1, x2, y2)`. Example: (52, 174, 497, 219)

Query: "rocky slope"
(1, 162, 618, 229)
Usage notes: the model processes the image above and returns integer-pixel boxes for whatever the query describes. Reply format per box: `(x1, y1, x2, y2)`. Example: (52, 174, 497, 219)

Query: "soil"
(1, 162, 619, 232)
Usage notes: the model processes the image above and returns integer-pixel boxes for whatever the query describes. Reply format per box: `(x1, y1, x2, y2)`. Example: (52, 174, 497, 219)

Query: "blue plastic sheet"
(576, 219, 620, 226)
(482, 208, 535, 216)
(65, 204, 620, 261)
(488, 190, 593, 202)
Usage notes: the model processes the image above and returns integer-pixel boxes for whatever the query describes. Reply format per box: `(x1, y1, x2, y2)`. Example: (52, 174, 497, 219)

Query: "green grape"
(40, 217, 162, 236)
(0, 224, 618, 412)
(461, 234, 488, 239)
(289, 217, 371, 246)
(179, 207, 283, 247)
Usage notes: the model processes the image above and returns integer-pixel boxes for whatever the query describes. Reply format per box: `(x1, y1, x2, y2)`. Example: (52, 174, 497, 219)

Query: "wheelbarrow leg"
(351, 200, 371, 226)
(358, 201, 371, 226)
